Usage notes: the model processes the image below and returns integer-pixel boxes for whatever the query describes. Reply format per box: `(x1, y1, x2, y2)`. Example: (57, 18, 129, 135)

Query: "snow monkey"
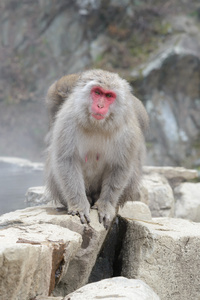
(45, 69, 149, 229)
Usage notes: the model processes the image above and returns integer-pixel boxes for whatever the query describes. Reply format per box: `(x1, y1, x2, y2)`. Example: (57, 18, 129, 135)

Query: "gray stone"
(90, 34, 110, 62)
(0, 206, 107, 298)
(143, 166, 198, 182)
(65, 277, 160, 300)
(118, 201, 152, 221)
(36, 297, 63, 300)
(110, 0, 130, 7)
(25, 186, 47, 206)
(140, 173, 175, 217)
(0, 220, 81, 300)
(131, 26, 200, 166)
(121, 217, 200, 300)
(174, 182, 200, 222)
(168, 15, 200, 35)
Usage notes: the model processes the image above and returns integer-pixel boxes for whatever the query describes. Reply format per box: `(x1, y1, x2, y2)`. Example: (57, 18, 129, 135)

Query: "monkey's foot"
(92, 200, 115, 229)
(68, 208, 90, 224)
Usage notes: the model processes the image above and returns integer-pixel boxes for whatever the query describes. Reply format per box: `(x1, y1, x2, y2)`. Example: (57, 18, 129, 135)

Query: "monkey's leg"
(118, 169, 141, 205)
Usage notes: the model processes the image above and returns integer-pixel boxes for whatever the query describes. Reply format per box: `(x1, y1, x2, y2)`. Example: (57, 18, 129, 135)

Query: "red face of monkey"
(91, 87, 116, 120)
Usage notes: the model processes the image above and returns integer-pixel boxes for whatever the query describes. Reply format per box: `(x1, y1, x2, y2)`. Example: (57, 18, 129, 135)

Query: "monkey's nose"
(97, 99, 104, 108)
(97, 103, 104, 108)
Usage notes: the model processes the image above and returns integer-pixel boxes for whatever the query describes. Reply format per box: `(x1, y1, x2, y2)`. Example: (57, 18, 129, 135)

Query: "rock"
(90, 34, 110, 62)
(139, 173, 175, 217)
(132, 27, 200, 166)
(65, 277, 160, 300)
(0, 206, 107, 299)
(118, 201, 152, 221)
(174, 182, 200, 222)
(168, 15, 199, 35)
(0, 221, 81, 300)
(25, 186, 48, 206)
(36, 297, 63, 300)
(121, 217, 200, 300)
(89, 202, 152, 283)
(143, 166, 198, 183)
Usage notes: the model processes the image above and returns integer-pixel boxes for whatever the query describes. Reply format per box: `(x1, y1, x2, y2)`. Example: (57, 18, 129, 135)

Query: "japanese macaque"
(45, 69, 149, 229)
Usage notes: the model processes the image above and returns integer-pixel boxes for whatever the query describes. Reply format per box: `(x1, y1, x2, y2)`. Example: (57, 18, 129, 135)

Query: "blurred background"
(0, 0, 200, 213)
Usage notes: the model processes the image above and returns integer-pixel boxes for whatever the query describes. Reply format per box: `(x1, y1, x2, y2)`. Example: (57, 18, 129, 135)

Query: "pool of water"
(0, 158, 44, 215)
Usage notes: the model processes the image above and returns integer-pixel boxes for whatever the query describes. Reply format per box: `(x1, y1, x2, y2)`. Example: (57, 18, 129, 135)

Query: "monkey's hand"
(92, 200, 116, 230)
(68, 201, 90, 224)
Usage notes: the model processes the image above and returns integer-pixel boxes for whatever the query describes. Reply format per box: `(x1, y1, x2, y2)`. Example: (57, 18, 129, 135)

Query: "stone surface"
(0, 206, 107, 299)
(132, 29, 200, 166)
(36, 297, 63, 300)
(174, 182, 200, 222)
(90, 34, 110, 62)
(0, 221, 81, 300)
(121, 217, 200, 300)
(25, 186, 48, 206)
(65, 277, 160, 300)
(143, 166, 198, 182)
(118, 201, 152, 221)
(140, 173, 175, 217)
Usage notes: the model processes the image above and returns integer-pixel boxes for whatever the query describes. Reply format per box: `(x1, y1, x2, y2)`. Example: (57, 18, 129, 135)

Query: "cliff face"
(0, 0, 200, 166)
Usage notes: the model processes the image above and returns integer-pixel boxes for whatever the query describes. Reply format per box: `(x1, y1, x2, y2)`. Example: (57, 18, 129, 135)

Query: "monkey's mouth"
(91, 113, 105, 120)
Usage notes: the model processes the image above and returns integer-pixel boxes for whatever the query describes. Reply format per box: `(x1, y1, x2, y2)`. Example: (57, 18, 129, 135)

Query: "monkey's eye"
(106, 93, 112, 98)
(95, 90, 101, 95)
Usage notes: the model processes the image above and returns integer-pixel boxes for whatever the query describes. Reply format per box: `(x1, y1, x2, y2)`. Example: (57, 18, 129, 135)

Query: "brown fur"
(46, 73, 80, 125)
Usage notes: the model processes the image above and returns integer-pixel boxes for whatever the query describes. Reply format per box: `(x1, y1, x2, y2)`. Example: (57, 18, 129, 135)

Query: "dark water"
(0, 160, 43, 215)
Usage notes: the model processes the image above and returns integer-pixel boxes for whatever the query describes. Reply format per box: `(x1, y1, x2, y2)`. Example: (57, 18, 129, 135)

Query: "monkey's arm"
(50, 111, 91, 224)
(93, 162, 132, 229)
(52, 153, 91, 223)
